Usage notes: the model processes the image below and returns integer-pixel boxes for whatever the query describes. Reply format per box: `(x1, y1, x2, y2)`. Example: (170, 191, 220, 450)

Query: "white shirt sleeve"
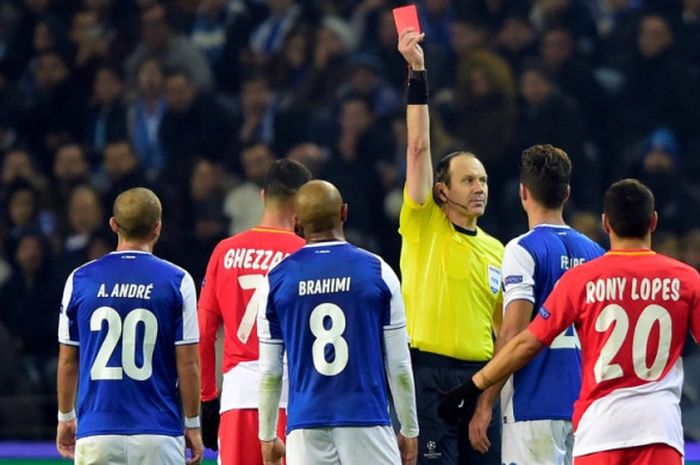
(176, 271, 199, 345)
(379, 258, 418, 438)
(257, 276, 283, 344)
(258, 338, 284, 441)
(380, 259, 406, 329)
(58, 270, 79, 346)
(501, 240, 536, 311)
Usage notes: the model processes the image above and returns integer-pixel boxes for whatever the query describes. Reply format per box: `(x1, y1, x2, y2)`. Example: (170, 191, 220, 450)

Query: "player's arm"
(56, 271, 79, 459)
(178, 272, 203, 465)
(380, 260, 418, 465)
(398, 29, 432, 205)
(469, 299, 532, 453)
(440, 273, 578, 421)
(256, 276, 286, 464)
(56, 344, 78, 459)
(198, 247, 223, 402)
(198, 247, 224, 451)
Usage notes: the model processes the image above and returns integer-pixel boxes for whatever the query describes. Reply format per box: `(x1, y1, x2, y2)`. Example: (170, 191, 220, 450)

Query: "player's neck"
(116, 240, 153, 253)
(304, 228, 345, 244)
(609, 235, 652, 251)
(527, 206, 565, 229)
(258, 206, 295, 231)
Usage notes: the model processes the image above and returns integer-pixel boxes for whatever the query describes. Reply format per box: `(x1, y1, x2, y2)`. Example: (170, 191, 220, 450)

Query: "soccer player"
(198, 159, 311, 465)
(56, 187, 202, 465)
(397, 29, 504, 464)
(442, 178, 698, 465)
(465, 145, 604, 465)
(257, 180, 419, 465)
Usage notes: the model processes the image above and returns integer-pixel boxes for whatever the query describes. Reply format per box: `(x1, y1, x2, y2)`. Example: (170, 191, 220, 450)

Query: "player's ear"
(340, 203, 348, 223)
(260, 189, 265, 201)
(601, 213, 611, 235)
(153, 221, 162, 239)
(649, 211, 658, 233)
(519, 183, 527, 201)
(563, 185, 570, 203)
(109, 217, 119, 234)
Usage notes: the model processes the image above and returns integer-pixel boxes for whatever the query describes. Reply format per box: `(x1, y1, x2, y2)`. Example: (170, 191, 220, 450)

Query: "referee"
(397, 30, 505, 465)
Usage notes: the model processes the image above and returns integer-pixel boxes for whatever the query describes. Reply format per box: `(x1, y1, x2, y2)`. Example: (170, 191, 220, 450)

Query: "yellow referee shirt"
(399, 188, 504, 361)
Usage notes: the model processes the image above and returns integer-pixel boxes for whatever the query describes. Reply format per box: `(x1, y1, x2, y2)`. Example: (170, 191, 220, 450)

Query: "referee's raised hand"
(398, 29, 425, 70)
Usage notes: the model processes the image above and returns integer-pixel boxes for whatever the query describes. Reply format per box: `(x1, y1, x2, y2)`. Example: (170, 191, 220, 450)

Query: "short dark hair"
(604, 179, 655, 238)
(433, 151, 476, 205)
(263, 159, 312, 202)
(520, 144, 571, 209)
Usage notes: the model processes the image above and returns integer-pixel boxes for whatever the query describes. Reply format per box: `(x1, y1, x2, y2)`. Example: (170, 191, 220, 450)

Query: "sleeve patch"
(504, 275, 524, 285)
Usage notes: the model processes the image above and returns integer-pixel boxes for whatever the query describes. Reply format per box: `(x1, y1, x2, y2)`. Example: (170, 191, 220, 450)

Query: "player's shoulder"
(652, 252, 700, 278)
(475, 226, 505, 252)
(505, 229, 537, 253)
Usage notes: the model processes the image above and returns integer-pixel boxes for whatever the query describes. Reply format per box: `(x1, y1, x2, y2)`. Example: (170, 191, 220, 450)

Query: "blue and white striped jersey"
(258, 241, 406, 433)
(501, 225, 604, 422)
(58, 250, 199, 438)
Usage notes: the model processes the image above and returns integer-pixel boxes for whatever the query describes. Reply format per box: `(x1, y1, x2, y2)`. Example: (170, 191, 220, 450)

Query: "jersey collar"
(605, 249, 656, 256)
(303, 241, 347, 248)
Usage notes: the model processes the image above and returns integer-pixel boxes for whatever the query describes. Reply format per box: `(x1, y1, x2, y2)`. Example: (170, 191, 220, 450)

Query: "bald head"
(113, 187, 162, 241)
(294, 180, 344, 235)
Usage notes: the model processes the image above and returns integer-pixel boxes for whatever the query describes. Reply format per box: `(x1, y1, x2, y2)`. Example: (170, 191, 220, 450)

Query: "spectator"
(539, 26, 608, 134)
(127, 57, 166, 178)
(336, 52, 401, 118)
(125, 4, 213, 90)
(0, 233, 59, 390)
(529, 0, 598, 55)
(97, 140, 149, 210)
(249, 0, 302, 58)
(292, 16, 353, 112)
(50, 143, 91, 228)
(17, 51, 85, 160)
(84, 65, 128, 154)
(615, 13, 700, 146)
(595, 0, 643, 68)
(1, 148, 48, 194)
(509, 61, 594, 211)
(159, 69, 235, 179)
(2, 181, 44, 256)
(682, 229, 700, 271)
(323, 95, 387, 251)
(63, 184, 103, 256)
(223, 143, 275, 235)
(629, 128, 700, 233)
(495, 13, 538, 72)
(361, 8, 409, 91)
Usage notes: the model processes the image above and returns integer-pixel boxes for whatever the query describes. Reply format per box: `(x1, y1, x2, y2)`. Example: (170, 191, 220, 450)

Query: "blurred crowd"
(2, 0, 700, 438)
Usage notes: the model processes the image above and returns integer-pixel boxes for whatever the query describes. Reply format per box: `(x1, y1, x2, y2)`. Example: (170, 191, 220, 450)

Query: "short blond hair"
(113, 187, 161, 240)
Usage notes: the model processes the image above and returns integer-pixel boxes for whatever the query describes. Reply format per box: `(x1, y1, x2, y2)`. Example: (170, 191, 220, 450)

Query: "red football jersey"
(529, 250, 700, 457)
(198, 227, 304, 405)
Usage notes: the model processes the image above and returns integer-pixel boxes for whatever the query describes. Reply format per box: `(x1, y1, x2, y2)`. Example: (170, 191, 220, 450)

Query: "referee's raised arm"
(398, 29, 431, 206)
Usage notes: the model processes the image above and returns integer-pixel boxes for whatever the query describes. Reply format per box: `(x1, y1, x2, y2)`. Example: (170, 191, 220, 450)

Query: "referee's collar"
(452, 223, 477, 236)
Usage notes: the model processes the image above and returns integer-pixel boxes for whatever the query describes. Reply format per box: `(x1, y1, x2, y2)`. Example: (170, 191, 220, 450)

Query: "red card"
(392, 5, 421, 35)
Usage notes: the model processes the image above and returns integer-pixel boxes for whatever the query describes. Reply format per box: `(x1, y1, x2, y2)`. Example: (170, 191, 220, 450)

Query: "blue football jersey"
(501, 225, 604, 422)
(58, 251, 199, 438)
(258, 241, 405, 432)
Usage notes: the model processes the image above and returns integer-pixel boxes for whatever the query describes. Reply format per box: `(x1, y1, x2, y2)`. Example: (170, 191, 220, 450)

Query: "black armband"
(407, 69, 428, 105)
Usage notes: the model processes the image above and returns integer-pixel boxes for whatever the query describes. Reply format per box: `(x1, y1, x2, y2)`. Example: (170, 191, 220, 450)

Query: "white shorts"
(502, 419, 573, 465)
(286, 425, 400, 465)
(75, 434, 185, 465)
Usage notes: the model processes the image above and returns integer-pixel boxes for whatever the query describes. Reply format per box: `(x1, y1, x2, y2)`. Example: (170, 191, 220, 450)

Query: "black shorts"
(411, 350, 501, 465)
